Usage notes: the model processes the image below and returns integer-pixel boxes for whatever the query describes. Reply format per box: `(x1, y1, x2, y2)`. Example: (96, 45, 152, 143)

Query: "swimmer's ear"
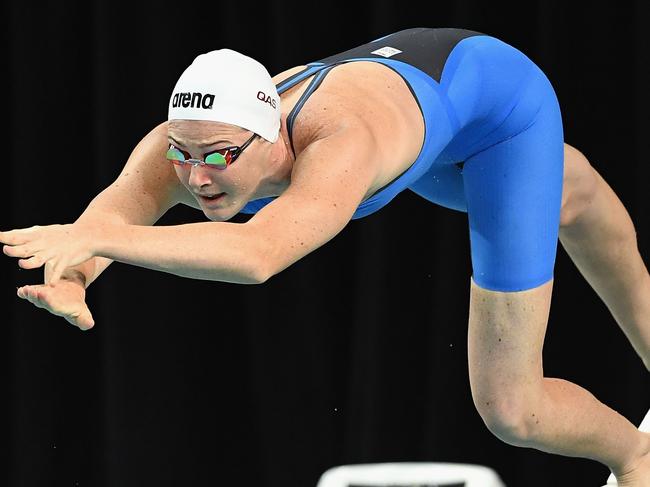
(245, 125, 379, 280)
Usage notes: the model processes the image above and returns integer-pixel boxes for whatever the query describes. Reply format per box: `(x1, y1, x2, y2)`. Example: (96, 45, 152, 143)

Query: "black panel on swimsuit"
(312, 27, 486, 83)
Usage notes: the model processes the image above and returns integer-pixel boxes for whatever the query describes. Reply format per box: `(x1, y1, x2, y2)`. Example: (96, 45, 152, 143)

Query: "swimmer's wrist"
(59, 269, 88, 289)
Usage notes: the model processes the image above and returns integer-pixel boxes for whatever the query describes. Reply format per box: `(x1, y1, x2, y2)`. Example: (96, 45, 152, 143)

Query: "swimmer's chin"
(203, 211, 238, 222)
(202, 208, 236, 222)
(201, 200, 248, 222)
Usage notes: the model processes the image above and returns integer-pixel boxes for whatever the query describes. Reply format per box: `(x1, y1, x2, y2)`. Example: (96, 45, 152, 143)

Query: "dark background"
(5, 1, 650, 486)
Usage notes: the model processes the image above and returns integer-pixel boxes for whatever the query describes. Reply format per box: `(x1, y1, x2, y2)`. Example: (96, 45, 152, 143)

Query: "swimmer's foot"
(615, 432, 650, 486)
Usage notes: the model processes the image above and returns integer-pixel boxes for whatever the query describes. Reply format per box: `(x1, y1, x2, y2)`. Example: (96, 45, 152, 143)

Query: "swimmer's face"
(167, 120, 263, 221)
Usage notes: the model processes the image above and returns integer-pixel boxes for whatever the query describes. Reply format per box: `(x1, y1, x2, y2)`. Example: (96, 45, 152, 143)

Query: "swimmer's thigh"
(462, 82, 564, 292)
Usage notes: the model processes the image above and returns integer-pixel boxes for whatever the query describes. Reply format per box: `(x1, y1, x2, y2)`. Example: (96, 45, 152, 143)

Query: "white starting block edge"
(603, 406, 650, 486)
(316, 462, 505, 487)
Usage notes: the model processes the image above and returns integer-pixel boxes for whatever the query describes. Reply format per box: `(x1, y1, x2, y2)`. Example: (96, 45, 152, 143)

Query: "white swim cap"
(168, 49, 280, 143)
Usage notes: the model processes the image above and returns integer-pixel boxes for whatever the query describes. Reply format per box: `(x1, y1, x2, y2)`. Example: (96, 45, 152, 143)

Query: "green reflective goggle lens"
(166, 147, 186, 162)
(204, 152, 228, 167)
(166, 146, 229, 169)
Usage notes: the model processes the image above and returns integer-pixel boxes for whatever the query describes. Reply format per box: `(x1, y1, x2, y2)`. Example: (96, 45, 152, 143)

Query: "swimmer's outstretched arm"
(63, 121, 183, 288)
(1, 120, 187, 287)
(94, 126, 379, 284)
(1, 125, 379, 286)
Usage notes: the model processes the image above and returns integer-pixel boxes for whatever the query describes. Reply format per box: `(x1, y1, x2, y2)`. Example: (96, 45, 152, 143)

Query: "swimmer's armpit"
(245, 125, 379, 280)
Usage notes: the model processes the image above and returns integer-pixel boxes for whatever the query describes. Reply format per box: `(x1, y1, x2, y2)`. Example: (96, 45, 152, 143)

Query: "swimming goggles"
(166, 132, 258, 170)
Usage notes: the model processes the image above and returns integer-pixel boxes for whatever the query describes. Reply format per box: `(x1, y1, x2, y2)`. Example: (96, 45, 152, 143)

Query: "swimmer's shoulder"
(272, 64, 373, 151)
(271, 62, 426, 202)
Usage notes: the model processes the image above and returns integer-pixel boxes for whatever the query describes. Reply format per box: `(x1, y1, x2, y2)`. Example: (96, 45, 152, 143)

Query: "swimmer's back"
(239, 27, 489, 217)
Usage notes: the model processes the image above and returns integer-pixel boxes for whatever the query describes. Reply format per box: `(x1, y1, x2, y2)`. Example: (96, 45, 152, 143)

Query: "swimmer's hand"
(16, 277, 95, 331)
(0, 222, 98, 286)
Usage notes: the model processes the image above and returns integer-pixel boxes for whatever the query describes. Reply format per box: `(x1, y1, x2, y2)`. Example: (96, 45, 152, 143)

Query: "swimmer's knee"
(560, 143, 599, 228)
(470, 371, 539, 445)
(473, 395, 532, 446)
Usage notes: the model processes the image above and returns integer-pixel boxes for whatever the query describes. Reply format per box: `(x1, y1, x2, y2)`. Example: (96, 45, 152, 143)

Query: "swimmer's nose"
(188, 167, 216, 189)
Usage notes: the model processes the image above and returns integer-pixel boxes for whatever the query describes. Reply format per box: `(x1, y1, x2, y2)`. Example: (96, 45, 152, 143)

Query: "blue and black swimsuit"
(241, 27, 565, 292)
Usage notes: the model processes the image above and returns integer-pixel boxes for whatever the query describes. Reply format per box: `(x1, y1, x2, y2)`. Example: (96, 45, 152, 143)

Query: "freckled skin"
(468, 277, 650, 479)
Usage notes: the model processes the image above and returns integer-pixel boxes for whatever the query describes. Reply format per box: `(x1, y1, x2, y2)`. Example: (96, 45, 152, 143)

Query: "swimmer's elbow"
(255, 270, 273, 284)
(253, 252, 289, 284)
(240, 258, 272, 285)
(249, 251, 277, 284)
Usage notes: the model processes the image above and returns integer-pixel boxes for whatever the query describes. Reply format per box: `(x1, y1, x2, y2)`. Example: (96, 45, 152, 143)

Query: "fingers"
(16, 284, 95, 331)
(76, 316, 95, 332)
(0, 225, 41, 244)
(4, 243, 47, 264)
(18, 255, 45, 270)
(17, 286, 47, 309)
(17, 285, 37, 303)
(5, 242, 48, 271)
(2, 225, 46, 260)
(3, 244, 32, 258)
(17, 285, 30, 299)
(48, 261, 64, 287)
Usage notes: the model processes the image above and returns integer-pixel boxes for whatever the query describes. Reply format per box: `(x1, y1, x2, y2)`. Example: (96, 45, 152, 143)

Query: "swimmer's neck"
(252, 114, 295, 199)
